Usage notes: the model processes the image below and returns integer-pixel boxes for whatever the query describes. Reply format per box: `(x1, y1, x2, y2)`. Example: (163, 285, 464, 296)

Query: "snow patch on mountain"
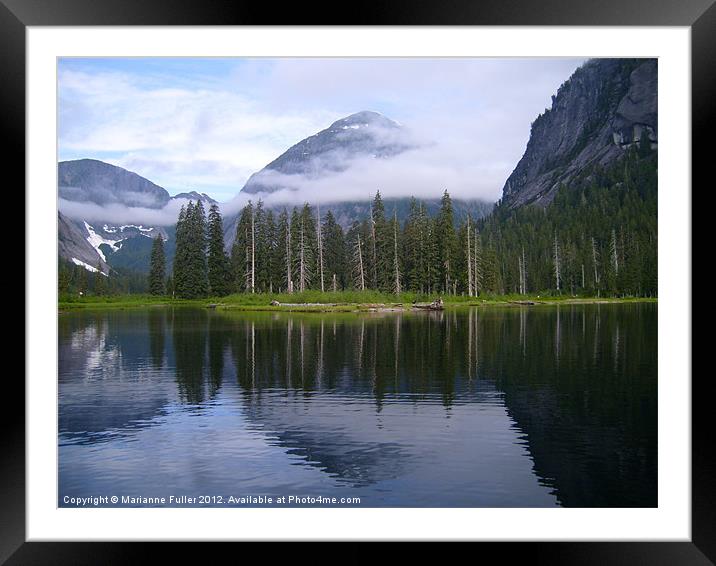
(119, 224, 155, 235)
(71, 257, 108, 275)
(84, 221, 121, 262)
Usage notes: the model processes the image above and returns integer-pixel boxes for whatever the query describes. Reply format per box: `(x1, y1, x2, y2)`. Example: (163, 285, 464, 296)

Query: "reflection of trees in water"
(223, 311, 467, 406)
(172, 308, 209, 404)
(148, 309, 165, 370)
(207, 315, 229, 396)
(163, 305, 656, 506)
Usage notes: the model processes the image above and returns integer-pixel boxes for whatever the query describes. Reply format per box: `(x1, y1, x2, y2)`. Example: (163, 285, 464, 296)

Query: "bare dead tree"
(316, 202, 324, 292)
(611, 228, 619, 275)
(473, 230, 483, 295)
(369, 203, 378, 289)
(244, 227, 251, 292)
(553, 230, 561, 292)
(393, 211, 401, 295)
(250, 206, 255, 293)
(298, 216, 309, 292)
(354, 234, 366, 291)
(518, 255, 524, 295)
(286, 214, 293, 293)
(466, 216, 473, 297)
(591, 236, 600, 289)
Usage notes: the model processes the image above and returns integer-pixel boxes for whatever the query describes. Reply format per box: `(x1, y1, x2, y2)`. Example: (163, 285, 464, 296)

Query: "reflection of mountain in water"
(58, 309, 223, 444)
(58, 305, 656, 507)
(59, 310, 174, 443)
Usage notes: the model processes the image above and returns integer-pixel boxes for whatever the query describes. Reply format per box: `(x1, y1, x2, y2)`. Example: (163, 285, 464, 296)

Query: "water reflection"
(58, 304, 657, 507)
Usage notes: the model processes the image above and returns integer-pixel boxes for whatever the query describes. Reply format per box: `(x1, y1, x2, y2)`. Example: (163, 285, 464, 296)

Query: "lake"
(58, 303, 657, 507)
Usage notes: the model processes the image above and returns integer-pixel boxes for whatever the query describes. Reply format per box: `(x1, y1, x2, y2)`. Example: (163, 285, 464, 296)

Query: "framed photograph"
(9, 0, 709, 562)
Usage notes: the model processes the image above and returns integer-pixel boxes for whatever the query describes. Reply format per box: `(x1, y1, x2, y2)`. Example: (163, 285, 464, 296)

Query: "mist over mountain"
(242, 111, 414, 195)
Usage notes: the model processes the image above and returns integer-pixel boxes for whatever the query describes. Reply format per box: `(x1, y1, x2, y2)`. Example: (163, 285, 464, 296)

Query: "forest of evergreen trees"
(59, 140, 656, 300)
(161, 141, 656, 299)
(58, 257, 149, 296)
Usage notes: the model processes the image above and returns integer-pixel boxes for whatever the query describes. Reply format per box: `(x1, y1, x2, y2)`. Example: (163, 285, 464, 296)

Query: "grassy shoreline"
(59, 291, 657, 312)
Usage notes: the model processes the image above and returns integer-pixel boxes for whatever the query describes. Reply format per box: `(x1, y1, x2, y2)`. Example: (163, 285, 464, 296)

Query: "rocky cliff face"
(500, 59, 657, 208)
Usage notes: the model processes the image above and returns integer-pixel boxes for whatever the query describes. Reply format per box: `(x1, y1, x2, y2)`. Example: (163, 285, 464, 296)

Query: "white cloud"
(59, 57, 586, 205)
(60, 197, 188, 227)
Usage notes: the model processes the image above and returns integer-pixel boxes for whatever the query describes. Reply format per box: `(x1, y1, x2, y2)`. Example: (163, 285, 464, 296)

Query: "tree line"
(152, 140, 656, 300)
(477, 141, 657, 297)
(59, 257, 149, 297)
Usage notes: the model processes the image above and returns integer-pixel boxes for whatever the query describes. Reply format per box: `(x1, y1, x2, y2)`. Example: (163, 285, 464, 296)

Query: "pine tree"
(58, 259, 72, 295)
(173, 204, 190, 297)
(174, 200, 208, 299)
(76, 265, 87, 295)
(189, 200, 209, 297)
(231, 201, 255, 292)
(322, 210, 347, 291)
(276, 208, 293, 293)
(94, 262, 107, 295)
(436, 190, 458, 294)
(370, 191, 392, 291)
(207, 203, 232, 296)
(293, 204, 317, 292)
(259, 209, 277, 293)
(149, 234, 166, 295)
(402, 198, 422, 292)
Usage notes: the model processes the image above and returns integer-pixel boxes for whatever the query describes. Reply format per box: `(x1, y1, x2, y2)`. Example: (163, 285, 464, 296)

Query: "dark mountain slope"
(241, 111, 413, 195)
(59, 159, 171, 209)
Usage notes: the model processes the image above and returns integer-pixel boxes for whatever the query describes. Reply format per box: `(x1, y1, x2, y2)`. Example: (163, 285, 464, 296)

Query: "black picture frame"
(7, 0, 710, 562)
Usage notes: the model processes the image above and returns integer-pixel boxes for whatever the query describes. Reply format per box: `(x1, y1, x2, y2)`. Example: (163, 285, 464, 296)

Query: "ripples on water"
(58, 304, 657, 507)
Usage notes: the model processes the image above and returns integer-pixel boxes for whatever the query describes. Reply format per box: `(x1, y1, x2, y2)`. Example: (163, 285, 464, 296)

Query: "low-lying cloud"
(59, 134, 511, 226)
(60, 197, 192, 227)
(59, 57, 586, 205)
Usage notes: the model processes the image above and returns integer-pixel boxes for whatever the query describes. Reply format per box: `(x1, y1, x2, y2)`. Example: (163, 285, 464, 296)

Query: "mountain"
(59, 213, 170, 275)
(57, 160, 213, 274)
(172, 191, 217, 206)
(500, 59, 657, 209)
(59, 159, 171, 209)
(476, 58, 658, 296)
(58, 211, 111, 275)
(241, 111, 413, 195)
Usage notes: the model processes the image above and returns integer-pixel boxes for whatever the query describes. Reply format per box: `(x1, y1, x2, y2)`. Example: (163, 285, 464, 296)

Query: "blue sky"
(59, 57, 585, 203)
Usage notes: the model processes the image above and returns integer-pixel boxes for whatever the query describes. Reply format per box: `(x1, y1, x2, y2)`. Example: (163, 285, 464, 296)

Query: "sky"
(59, 57, 586, 211)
